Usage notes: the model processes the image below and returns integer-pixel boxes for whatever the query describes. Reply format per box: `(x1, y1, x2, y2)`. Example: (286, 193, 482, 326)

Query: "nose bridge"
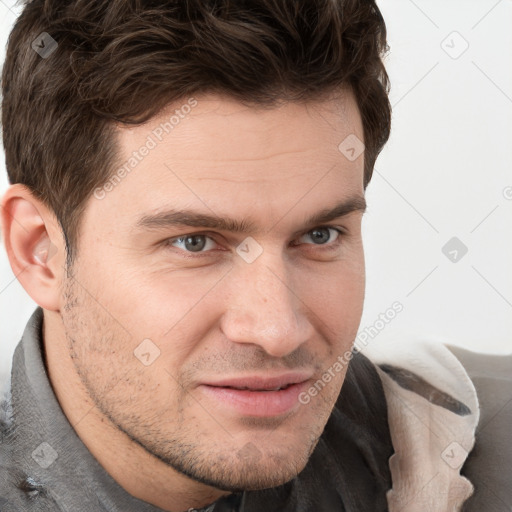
(221, 252, 312, 357)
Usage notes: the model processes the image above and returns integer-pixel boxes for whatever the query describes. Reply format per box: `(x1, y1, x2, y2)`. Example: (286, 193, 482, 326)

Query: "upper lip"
(201, 371, 313, 391)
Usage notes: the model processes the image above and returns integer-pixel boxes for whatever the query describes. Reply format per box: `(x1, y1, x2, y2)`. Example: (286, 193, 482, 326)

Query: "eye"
(167, 234, 218, 253)
(296, 226, 343, 247)
(163, 225, 344, 256)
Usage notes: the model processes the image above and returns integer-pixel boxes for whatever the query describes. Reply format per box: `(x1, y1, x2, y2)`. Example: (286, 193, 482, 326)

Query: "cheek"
(299, 256, 365, 329)
(84, 252, 216, 333)
(62, 273, 187, 415)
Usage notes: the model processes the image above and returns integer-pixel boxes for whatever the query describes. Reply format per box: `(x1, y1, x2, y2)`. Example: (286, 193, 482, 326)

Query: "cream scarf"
(365, 339, 480, 512)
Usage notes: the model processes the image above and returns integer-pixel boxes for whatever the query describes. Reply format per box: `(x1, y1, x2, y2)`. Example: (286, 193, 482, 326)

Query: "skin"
(1, 89, 366, 511)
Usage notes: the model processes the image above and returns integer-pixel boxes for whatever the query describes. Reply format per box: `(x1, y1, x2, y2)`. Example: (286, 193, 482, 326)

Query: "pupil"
(185, 235, 206, 252)
(312, 228, 329, 244)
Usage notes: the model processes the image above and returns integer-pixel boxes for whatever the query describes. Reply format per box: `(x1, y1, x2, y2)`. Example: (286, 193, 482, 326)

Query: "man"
(0, 1, 510, 511)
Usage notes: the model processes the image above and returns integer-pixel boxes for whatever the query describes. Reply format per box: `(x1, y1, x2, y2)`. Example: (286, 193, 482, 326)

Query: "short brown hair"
(2, 0, 390, 265)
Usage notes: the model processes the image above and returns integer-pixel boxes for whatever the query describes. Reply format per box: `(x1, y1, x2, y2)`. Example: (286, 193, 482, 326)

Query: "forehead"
(85, 91, 365, 237)
(117, 90, 362, 164)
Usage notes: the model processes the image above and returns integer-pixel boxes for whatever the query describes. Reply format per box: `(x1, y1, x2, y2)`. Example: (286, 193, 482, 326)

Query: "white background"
(1, 0, 511, 382)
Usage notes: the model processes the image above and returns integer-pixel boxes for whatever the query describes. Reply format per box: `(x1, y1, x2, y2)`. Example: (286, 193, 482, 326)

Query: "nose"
(220, 255, 314, 358)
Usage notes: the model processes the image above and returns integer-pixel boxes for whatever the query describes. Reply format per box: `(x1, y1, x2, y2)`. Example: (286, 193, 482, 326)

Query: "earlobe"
(0, 184, 64, 312)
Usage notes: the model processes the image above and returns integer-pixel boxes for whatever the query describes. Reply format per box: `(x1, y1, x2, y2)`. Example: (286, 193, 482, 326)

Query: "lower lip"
(198, 382, 308, 417)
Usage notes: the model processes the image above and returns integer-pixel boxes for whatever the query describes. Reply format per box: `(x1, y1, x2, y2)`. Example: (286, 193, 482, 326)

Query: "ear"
(1, 184, 66, 312)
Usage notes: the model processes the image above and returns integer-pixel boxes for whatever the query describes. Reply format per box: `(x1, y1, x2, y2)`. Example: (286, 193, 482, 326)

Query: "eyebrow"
(135, 195, 366, 235)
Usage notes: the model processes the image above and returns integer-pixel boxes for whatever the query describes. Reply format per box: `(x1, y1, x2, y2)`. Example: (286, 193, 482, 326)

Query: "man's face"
(60, 91, 366, 491)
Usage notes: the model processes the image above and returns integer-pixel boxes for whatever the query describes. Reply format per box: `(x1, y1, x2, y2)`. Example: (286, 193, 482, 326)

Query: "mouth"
(198, 372, 312, 417)
(220, 384, 294, 391)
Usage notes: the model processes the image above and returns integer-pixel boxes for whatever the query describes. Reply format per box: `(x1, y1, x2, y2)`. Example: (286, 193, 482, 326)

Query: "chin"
(162, 439, 315, 493)
(206, 457, 308, 493)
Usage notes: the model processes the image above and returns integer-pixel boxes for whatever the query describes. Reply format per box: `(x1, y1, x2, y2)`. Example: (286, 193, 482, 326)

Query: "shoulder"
(363, 338, 481, 511)
(363, 338, 512, 512)
(446, 345, 512, 511)
(0, 372, 18, 511)
(0, 370, 13, 442)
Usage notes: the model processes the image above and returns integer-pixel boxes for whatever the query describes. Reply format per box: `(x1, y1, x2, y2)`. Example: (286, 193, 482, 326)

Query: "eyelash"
(162, 225, 346, 257)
